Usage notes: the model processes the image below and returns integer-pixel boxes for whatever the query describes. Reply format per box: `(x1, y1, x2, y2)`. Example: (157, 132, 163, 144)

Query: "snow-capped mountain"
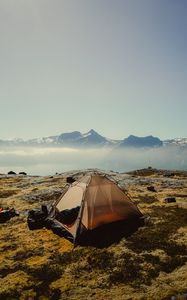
(118, 135, 163, 148)
(163, 138, 187, 147)
(0, 130, 116, 148)
(46, 130, 117, 147)
(0, 130, 186, 149)
(57, 129, 112, 146)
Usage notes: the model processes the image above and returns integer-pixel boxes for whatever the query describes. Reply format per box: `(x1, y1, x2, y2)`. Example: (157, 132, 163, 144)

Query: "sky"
(0, 0, 186, 140)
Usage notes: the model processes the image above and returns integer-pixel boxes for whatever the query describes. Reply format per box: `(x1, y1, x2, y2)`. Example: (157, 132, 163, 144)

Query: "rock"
(147, 186, 156, 192)
(0, 208, 19, 223)
(8, 171, 16, 175)
(66, 176, 76, 184)
(164, 197, 176, 203)
(23, 188, 62, 204)
(19, 172, 27, 176)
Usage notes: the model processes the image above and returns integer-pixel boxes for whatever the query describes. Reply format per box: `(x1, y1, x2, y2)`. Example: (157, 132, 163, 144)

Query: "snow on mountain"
(163, 138, 187, 147)
(0, 130, 186, 149)
(53, 129, 114, 147)
(79, 129, 112, 146)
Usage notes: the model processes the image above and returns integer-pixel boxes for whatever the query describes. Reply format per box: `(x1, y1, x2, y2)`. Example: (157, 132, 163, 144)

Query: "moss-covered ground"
(0, 169, 186, 300)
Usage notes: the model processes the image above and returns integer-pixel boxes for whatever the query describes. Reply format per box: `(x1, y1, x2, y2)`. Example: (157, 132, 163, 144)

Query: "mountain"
(56, 129, 115, 147)
(58, 131, 82, 144)
(0, 130, 115, 148)
(0, 130, 186, 149)
(163, 138, 187, 147)
(119, 135, 163, 148)
(57, 129, 111, 147)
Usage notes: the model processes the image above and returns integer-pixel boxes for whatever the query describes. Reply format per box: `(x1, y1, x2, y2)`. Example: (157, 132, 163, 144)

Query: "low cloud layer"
(0, 146, 187, 175)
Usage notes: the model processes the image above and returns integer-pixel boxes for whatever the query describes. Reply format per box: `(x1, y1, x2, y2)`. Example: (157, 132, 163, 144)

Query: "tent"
(52, 174, 144, 247)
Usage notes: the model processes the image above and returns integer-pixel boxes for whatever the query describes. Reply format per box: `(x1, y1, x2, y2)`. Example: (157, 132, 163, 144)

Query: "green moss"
(126, 206, 187, 255)
(29, 263, 63, 283)
(0, 172, 186, 300)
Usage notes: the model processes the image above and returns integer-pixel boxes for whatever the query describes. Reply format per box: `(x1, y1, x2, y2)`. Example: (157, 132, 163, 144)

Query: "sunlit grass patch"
(0, 271, 32, 299)
(25, 255, 48, 267)
(0, 189, 20, 198)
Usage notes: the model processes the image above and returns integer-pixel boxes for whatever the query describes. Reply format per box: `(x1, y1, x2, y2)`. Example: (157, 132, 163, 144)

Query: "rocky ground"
(0, 168, 186, 300)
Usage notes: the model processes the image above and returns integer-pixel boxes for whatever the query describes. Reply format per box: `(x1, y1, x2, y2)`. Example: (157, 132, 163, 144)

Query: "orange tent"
(54, 174, 143, 246)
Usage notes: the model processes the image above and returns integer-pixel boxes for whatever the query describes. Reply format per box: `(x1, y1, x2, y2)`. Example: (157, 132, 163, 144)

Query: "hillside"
(0, 169, 186, 300)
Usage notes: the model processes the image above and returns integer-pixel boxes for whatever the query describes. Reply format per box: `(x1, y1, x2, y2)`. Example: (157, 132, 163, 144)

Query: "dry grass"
(0, 170, 186, 300)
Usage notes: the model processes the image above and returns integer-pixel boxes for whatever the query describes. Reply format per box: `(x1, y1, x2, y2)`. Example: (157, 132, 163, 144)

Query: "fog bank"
(0, 146, 186, 175)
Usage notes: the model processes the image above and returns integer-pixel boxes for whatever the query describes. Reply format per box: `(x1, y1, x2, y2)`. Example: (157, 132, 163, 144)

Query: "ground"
(0, 169, 186, 300)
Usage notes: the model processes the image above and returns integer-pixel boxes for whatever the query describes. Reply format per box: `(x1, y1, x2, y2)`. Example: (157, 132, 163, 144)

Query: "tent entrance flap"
(56, 182, 87, 211)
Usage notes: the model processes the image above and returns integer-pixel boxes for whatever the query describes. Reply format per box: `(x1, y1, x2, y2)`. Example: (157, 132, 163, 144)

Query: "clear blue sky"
(0, 0, 186, 140)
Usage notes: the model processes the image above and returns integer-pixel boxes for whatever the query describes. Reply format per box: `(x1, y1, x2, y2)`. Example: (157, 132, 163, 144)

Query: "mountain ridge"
(0, 130, 187, 148)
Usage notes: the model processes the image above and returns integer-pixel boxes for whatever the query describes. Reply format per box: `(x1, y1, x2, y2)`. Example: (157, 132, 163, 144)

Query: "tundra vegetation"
(0, 169, 186, 300)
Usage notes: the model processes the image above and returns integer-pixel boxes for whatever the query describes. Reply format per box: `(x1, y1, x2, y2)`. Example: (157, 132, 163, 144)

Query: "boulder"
(0, 208, 19, 223)
(147, 186, 156, 192)
(19, 172, 27, 176)
(164, 197, 176, 203)
(66, 176, 76, 184)
(8, 171, 16, 175)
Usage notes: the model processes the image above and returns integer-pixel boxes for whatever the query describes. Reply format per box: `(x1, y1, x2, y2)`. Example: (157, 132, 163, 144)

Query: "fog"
(0, 146, 187, 175)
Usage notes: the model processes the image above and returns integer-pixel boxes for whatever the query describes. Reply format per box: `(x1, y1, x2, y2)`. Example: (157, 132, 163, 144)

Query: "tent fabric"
(81, 176, 141, 230)
(54, 174, 143, 245)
